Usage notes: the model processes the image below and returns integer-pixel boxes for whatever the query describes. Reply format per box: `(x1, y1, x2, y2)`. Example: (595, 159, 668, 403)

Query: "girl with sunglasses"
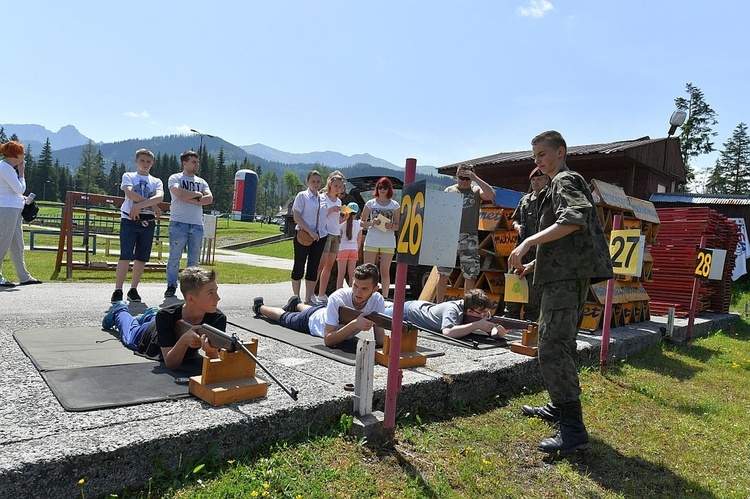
(360, 177, 399, 299)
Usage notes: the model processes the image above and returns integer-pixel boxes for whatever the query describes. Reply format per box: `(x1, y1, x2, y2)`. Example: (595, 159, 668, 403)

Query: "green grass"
(240, 240, 295, 259)
(3, 222, 290, 284)
(104, 302, 750, 498)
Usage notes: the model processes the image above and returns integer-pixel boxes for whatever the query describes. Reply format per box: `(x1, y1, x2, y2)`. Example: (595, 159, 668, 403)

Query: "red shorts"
(336, 249, 359, 262)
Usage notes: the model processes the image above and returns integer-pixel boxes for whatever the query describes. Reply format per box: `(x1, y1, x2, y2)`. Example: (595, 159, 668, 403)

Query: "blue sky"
(5, 0, 748, 178)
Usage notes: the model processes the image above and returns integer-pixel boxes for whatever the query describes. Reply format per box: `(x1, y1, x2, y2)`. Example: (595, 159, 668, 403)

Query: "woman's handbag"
(296, 230, 314, 246)
(21, 200, 39, 223)
(296, 193, 322, 246)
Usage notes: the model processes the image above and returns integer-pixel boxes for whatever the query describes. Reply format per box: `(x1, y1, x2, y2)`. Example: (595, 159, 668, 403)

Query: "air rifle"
(181, 321, 299, 401)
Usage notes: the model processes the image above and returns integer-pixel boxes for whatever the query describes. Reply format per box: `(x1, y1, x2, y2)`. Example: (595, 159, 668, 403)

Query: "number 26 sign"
(396, 180, 462, 267)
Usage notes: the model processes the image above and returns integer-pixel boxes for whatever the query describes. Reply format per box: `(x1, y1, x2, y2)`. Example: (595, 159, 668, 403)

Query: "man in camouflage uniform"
(506, 166, 549, 321)
(436, 163, 495, 302)
(508, 131, 613, 455)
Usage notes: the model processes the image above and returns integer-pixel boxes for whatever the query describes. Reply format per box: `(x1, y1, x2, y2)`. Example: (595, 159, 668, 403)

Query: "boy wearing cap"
(506, 166, 549, 320)
(337, 202, 362, 288)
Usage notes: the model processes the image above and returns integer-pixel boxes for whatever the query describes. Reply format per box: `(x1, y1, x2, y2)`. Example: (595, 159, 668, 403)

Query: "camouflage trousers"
(537, 277, 590, 405)
(504, 272, 542, 321)
(437, 233, 480, 280)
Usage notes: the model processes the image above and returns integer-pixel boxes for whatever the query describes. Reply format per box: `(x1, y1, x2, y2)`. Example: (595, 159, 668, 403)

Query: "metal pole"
(686, 235, 708, 342)
(383, 158, 416, 441)
(599, 215, 621, 375)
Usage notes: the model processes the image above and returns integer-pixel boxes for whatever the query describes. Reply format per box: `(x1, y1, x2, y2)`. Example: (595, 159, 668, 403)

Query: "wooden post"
(354, 339, 375, 415)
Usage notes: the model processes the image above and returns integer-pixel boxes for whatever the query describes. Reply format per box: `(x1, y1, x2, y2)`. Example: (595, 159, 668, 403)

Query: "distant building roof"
(649, 193, 750, 206)
(439, 136, 659, 170)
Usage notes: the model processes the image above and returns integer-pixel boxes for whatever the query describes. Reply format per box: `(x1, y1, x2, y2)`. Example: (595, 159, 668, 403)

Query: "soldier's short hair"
(531, 130, 567, 153)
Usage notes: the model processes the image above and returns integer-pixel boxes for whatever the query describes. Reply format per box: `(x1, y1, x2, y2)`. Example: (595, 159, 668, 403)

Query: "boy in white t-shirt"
(253, 263, 386, 347)
(110, 149, 164, 303)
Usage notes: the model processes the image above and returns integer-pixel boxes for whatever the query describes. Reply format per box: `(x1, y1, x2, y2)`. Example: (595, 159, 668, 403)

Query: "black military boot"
(537, 400, 589, 455)
(521, 402, 561, 424)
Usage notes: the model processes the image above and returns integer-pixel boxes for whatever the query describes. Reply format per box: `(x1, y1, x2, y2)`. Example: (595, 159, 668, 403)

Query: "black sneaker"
(110, 289, 123, 303)
(283, 295, 301, 312)
(127, 288, 142, 302)
(253, 297, 264, 317)
(164, 285, 177, 298)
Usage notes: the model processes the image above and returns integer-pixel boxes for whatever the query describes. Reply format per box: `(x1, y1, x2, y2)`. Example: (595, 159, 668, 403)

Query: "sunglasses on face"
(458, 176, 471, 181)
(377, 186, 389, 190)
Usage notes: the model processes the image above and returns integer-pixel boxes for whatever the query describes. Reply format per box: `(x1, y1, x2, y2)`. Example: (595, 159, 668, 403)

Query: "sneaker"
(136, 307, 159, 325)
(110, 289, 124, 303)
(164, 285, 177, 298)
(19, 277, 42, 285)
(283, 295, 301, 312)
(127, 288, 142, 302)
(102, 301, 128, 330)
(253, 297, 264, 317)
(0, 278, 16, 288)
(311, 294, 328, 306)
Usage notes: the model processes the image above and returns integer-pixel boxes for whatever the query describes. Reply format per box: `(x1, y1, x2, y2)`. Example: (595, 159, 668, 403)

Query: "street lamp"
(189, 128, 216, 159)
(43, 180, 50, 201)
(668, 110, 687, 137)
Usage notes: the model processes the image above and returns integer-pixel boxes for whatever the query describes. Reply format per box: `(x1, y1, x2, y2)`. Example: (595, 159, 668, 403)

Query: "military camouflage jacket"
(533, 168, 613, 286)
(511, 190, 542, 263)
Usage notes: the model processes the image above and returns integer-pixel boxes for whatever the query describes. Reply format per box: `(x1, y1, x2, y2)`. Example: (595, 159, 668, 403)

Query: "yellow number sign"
(396, 180, 426, 265)
(609, 229, 644, 277)
(695, 248, 712, 279)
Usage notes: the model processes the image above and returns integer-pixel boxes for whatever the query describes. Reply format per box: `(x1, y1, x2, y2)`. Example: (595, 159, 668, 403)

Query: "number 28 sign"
(396, 180, 462, 267)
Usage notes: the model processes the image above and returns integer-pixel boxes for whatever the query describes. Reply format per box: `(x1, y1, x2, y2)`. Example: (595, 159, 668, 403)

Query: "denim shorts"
(279, 305, 324, 334)
(119, 218, 156, 262)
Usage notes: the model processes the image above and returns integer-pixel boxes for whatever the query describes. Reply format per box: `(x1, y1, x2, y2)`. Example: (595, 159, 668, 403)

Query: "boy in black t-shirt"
(103, 267, 225, 370)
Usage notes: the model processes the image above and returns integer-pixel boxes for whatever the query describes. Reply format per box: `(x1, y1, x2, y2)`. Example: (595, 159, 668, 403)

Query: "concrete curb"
(0, 281, 738, 498)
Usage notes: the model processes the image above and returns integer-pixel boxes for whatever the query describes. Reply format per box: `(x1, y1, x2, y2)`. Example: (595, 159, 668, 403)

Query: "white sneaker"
(311, 294, 328, 305)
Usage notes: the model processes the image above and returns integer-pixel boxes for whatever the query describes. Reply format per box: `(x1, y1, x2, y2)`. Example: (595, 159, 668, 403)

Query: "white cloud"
(517, 0, 554, 18)
(124, 110, 150, 119)
(173, 124, 193, 134)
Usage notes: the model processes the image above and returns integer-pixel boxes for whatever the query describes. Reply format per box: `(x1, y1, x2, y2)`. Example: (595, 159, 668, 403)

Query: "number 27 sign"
(608, 229, 645, 277)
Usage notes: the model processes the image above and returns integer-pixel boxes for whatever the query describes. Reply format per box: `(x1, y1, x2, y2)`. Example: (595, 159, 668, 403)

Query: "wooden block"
(622, 302, 633, 324)
(510, 341, 538, 356)
(492, 230, 518, 257)
(521, 327, 538, 346)
(581, 302, 604, 331)
(188, 340, 269, 406)
(482, 272, 505, 295)
(189, 376, 268, 406)
(375, 349, 427, 368)
(418, 266, 439, 302)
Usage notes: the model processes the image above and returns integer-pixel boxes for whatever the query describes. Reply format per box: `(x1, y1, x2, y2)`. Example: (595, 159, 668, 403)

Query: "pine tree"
(675, 83, 719, 186)
(75, 141, 106, 194)
(106, 160, 121, 196)
(0, 127, 7, 144)
(706, 123, 750, 194)
(37, 138, 58, 201)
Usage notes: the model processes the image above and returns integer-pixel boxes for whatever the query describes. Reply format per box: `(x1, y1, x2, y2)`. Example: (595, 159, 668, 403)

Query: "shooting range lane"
(0, 281, 737, 498)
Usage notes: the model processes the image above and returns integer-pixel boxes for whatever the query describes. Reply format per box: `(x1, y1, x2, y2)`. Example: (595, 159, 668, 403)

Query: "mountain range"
(1, 123, 445, 182)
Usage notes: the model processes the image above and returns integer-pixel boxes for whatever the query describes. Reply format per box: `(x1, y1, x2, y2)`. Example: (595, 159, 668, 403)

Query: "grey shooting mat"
(418, 327, 525, 350)
(13, 327, 202, 412)
(229, 318, 445, 366)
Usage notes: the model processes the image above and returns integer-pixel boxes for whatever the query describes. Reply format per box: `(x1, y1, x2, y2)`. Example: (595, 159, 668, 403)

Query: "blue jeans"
(167, 222, 204, 286)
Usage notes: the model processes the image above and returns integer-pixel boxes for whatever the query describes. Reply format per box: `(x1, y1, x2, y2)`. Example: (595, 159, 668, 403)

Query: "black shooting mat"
(229, 318, 445, 366)
(13, 327, 202, 411)
(417, 326, 524, 350)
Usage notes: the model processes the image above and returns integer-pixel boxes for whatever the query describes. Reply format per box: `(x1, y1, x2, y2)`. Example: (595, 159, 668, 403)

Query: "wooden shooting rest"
(177, 323, 268, 406)
(339, 306, 427, 368)
(489, 316, 539, 356)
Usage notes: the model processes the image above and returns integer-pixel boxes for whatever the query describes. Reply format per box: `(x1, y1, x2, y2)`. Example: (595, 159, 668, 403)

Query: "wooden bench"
(339, 306, 427, 368)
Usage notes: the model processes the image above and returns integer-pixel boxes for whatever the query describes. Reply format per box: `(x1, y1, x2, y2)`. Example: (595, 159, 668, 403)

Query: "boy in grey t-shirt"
(165, 150, 213, 298)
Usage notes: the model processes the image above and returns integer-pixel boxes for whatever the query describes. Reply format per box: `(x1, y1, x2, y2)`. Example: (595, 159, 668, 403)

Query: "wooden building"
(437, 136, 686, 200)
